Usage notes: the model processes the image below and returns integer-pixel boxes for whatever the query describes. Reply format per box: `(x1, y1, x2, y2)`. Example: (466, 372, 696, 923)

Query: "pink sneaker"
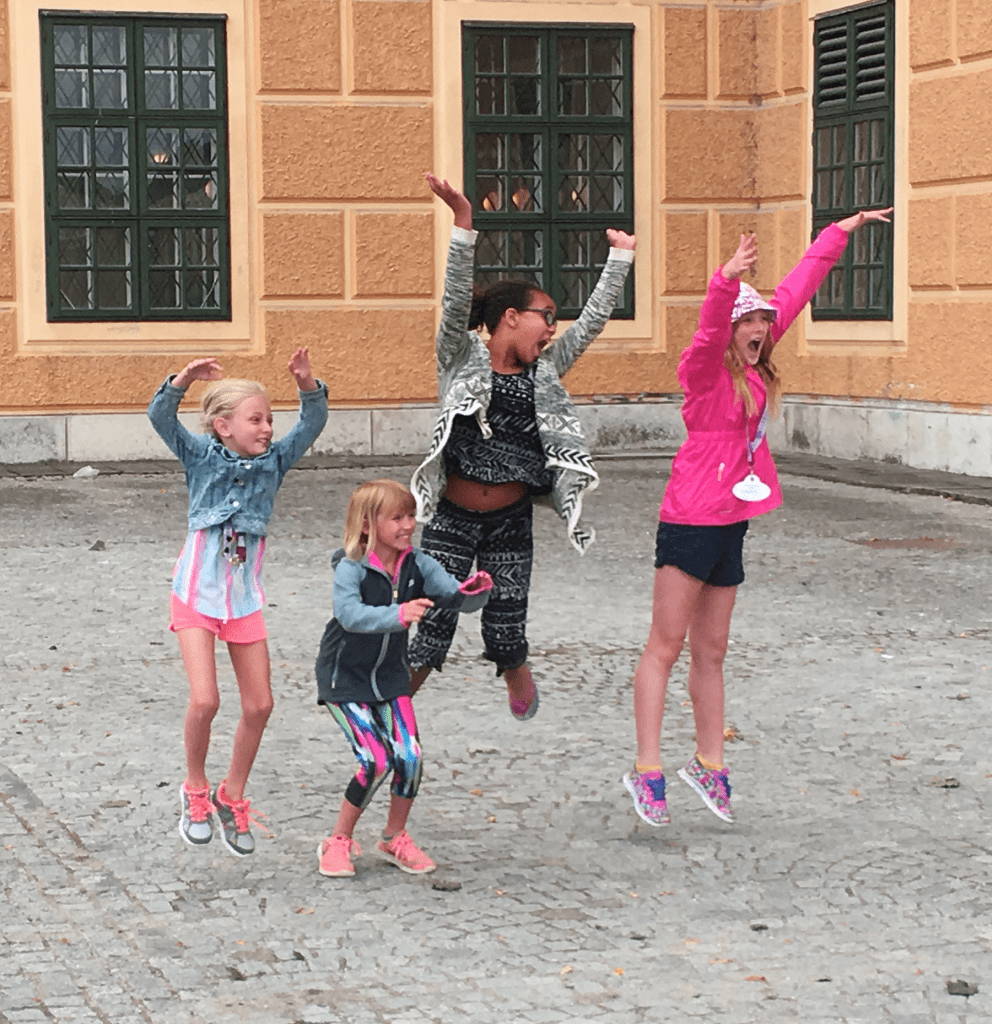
(318, 834, 363, 877)
(376, 830, 436, 874)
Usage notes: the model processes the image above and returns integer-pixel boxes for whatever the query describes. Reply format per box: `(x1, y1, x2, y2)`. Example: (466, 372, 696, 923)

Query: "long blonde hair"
(343, 479, 416, 561)
(200, 379, 268, 439)
(724, 324, 781, 419)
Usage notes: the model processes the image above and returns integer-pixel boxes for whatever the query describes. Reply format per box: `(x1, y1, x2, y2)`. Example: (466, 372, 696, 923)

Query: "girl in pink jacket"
(625, 207, 892, 829)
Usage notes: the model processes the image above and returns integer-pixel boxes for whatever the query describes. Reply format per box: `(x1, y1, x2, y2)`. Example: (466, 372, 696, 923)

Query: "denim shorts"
(654, 520, 749, 587)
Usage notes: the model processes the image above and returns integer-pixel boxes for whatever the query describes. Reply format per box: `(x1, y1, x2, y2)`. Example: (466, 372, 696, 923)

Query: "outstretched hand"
(836, 207, 894, 234)
(288, 346, 317, 392)
(606, 229, 636, 251)
(172, 357, 223, 389)
(722, 232, 758, 280)
(426, 172, 473, 230)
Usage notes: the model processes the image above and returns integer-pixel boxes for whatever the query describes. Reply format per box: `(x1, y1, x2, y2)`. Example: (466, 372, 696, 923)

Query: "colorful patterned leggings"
(407, 496, 533, 674)
(325, 696, 422, 810)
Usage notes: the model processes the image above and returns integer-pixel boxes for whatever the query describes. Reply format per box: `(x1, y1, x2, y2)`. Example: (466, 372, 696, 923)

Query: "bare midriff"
(443, 473, 527, 512)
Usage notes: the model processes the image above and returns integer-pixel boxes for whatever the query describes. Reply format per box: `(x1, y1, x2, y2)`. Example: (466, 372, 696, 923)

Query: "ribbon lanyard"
(746, 402, 770, 466)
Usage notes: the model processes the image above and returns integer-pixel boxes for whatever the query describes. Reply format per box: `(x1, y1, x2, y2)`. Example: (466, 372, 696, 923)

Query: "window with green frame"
(462, 23, 634, 319)
(41, 12, 230, 322)
(811, 0, 893, 320)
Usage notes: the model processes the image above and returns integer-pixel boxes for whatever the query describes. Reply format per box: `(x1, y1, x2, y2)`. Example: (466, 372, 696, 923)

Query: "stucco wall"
(2, 0, 992, 449)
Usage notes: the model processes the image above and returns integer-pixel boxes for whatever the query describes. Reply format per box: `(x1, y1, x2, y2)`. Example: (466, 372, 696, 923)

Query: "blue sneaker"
(623, 768, 670, 826)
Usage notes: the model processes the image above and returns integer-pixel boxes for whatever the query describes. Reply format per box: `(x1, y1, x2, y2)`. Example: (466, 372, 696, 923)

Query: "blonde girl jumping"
(626, 208, 893, 828)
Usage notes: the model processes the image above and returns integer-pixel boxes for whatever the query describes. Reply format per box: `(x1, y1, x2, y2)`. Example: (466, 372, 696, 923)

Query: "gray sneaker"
(212, 782, 257, 856)
(178, 783, 215, 846)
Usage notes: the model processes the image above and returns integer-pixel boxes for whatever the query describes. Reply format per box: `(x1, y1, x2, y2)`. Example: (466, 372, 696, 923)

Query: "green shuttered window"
(41, 13, 230, 321)
(463, 24, 634, 319)
(812, 0, 894, 320)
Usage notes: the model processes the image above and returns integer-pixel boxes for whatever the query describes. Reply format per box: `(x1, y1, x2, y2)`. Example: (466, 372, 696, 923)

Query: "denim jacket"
(147, 376, 328, 536)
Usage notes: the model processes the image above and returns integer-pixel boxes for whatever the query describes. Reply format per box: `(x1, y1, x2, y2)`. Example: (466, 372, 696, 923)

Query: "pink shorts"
(169, 593, 268, 644)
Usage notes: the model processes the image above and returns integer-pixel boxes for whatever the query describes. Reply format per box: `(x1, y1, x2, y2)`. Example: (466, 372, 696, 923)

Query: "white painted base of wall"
(1, 396, 990, 477)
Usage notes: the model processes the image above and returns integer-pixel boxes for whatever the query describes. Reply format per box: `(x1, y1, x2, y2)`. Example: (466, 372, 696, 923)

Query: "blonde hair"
(200, 379, 268, 439)
(343, 479, 416, 561)
(724, 318, 781, 419)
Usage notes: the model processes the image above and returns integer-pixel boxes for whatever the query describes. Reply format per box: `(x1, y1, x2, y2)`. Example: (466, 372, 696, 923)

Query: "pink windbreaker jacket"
(659, 223, 849, 526)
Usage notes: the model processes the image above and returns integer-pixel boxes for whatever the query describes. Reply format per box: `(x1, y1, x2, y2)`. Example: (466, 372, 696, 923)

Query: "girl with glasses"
(407, 173, 635, 718)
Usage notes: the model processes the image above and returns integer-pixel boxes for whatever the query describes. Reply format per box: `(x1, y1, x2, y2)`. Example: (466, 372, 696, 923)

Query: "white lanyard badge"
(731, 401, 771, 502)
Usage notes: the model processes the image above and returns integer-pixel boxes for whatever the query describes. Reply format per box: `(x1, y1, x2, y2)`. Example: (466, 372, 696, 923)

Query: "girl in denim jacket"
(148, 347, 327, 856)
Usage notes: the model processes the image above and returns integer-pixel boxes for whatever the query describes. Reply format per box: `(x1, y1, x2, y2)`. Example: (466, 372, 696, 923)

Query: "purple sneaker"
(623, 768, 670, 827)
(678, 756, 734, 823)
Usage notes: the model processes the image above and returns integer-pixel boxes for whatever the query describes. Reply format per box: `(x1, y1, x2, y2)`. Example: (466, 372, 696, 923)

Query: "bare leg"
(176, 628, 220, 791)
(686, 584, 737, 766)
(409, 666, 431, 697)
(503, 662, 533, 703)
(384, 794, 414, 837)
(633, 566, 705, 767)
(330, 798, 363, 838)
(222, 639, 273, 801)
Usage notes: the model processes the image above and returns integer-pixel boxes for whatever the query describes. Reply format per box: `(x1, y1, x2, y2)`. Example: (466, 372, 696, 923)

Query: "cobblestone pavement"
(3, 453, 992, 1023)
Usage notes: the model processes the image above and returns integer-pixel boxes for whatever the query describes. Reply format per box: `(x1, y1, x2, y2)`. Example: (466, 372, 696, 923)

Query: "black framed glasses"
(520, 307, 557, 327)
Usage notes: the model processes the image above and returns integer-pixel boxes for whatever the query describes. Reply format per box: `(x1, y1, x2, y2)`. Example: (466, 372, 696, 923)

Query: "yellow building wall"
(2, 0, 991, 419)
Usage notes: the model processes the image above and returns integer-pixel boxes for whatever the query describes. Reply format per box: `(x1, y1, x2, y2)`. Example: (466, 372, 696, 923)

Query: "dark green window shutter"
(463, 24, 634, 320)
(41, 12, 230, 322)
(812, 0, 893, 321)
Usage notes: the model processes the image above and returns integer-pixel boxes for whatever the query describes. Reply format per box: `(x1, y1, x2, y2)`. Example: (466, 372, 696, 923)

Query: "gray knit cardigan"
(410, 227, 634, 554)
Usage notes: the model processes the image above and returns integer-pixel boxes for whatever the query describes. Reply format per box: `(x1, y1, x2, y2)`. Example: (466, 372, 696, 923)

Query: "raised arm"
(426, 173, 477, 372)
(547, 228, 636, 378)
(147, 357, 222, 461)
(770, 207, 894, 339)
(273, 347, 328, 473)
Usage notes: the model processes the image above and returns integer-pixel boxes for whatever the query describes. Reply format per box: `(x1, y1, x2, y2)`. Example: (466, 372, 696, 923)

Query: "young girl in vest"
(148, 348, 327, 855)
(625, 208, 893, 828)
(408, 173, 635, 718)
(314, 479, 492, 878)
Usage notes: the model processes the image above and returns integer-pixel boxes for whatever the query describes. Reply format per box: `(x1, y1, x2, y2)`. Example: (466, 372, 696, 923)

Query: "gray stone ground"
(3, 452, 992, 1023)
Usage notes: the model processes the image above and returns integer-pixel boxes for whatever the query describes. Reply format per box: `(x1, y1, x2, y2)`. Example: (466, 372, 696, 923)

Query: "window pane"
(58, 172, 89, 209)
(590, 38, 622, 75)
(185, 269, 220, 308)
(149, 227, 179, 265)
(59, 227, 90, 265)
(147, 127, 180, 165)
(509, 134, 541, 171)
(54, 26, 88, 65)
(148, 173, 179, 208)
(558, 38, 585, 75)
(183, 128, 217, 166)
(149, 270, 180, 308)
(185, 227, 220, 265)
(183, 71, 216, 110)
(55, 69, 89, 109)
(57, 127, 89, 167)
(93, 69, 127, 109)
(146, 70, 179, 109)
(92, 27, 126, 65)
(477, 178, 504, 212)
(95, 127, 128, 167)
(144, 27, 178, 67)
(96, 227, 129, 265)
(184, 172, 217, 209)
(475, 78, 504, 116)
(558, 79, 586, 116)
(95, 172, 128, 208)
(476, 134, 505, 171)
(508, 36, 539, 74)
(182, 28, 215, 67)
(60, 270, 92, 309)
(509, 177, 540, 211)
(475, 36, 504, 74)
(590, 78, 622, 117)
(97, 270, 130, 308)
(509, 77, 539, 115)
